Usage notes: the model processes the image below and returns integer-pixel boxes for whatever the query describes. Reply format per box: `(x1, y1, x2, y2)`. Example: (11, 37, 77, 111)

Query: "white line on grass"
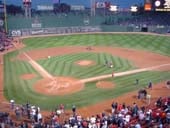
(78, 63, 170, 83)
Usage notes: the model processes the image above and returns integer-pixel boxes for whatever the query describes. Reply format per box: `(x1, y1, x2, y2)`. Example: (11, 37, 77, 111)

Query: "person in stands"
(148, 81, 152, 89)
(72, 105, 76, 116)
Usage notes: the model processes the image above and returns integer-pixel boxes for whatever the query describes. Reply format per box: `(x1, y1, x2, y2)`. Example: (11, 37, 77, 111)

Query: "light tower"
(4, 2, 7, 33)
(23, 0, 32, 18)
(91, 0, 95, 16)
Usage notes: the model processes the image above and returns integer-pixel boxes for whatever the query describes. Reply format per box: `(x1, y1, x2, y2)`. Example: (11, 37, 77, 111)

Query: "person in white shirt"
(37, 112, 42, 122)
(135, 123, 141, 128)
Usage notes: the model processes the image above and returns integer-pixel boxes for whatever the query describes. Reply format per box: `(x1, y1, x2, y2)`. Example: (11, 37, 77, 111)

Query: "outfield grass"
(23, 34, 170, 56)
(4, 33, 170, 109)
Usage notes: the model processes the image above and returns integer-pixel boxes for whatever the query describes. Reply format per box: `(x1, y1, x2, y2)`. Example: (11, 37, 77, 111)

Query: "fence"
(9, 26, 102, 37)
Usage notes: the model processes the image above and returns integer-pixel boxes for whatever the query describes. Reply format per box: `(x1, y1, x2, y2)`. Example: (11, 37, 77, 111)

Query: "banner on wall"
(11, 30, 22, 36)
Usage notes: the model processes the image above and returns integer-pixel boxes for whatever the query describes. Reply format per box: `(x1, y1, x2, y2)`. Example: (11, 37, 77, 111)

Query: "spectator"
(156, 97, 163, 108)
(15, 107, 21, 120)
(138, 109, 145, 123)
(72, 105, 76, 116)
(145, 111, 152, 127)
(135, 79, 139, 85)
(132, 103, 138, 117)
(166, 111, 170, 124)
(166, 80, 170, 89)
(135, 122, 141, 128)
(59, 104, 64, 114)
(2, 96, 170, 127)
(148, 81, 153, 89)
(10, 100, 15, 110)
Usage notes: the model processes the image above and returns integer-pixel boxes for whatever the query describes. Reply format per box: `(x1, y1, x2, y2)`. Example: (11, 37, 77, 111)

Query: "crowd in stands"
(0, 29, 13, 52)
(118, 13, 170, 32)
(0, 96, 170, 128)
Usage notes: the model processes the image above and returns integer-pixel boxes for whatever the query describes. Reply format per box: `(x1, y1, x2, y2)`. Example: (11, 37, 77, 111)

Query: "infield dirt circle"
(75, 60, 95, 66)
(34, 77, 84, 95)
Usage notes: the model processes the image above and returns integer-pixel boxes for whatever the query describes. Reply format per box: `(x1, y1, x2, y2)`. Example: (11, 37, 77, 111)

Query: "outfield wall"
(9, 25, 170, 37)
(9, 26, 102, 37)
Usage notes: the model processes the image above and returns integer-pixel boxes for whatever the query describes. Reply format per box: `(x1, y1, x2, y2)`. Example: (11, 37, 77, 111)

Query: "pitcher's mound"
(34, 77, 84, 96)
(75, 60, 95, 66)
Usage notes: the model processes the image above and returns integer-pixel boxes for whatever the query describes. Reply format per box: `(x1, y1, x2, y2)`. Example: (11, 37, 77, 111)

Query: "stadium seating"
(0, 96, 169, 127)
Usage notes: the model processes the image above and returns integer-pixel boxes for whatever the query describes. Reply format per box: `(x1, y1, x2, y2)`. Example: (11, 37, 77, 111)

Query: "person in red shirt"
(118, 104, 123, 111)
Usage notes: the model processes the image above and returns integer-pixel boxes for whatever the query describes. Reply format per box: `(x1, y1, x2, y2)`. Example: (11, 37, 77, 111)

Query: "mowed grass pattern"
(23, 34, 170, 56)
(38, 52, 135, 78)
(4, 33, 170, 109)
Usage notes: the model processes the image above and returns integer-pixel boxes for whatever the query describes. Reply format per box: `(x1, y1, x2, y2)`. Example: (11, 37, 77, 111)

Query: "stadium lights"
(130, 6, 138, 12)
(109, 5, 118, 12)
(155, 0, 161, 7)
(164, 0, 170, 9)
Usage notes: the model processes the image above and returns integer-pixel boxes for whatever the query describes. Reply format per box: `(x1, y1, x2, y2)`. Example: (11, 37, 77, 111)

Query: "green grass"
(23, 34, 170, 56)
(38, 52, 135, 78)
(3, 33, 170, 110)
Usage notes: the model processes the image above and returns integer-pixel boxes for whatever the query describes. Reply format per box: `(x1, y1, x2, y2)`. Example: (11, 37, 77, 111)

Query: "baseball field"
(2, 33, 170, 112)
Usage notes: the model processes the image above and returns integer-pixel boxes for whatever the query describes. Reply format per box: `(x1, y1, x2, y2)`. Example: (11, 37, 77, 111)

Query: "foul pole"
(3, 0, 8, 33)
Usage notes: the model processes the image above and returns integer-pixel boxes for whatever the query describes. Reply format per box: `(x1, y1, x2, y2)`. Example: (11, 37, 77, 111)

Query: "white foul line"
(13, 43, 54, 80)
(79, 63, 170, 83)
(22, 52, 54, 79)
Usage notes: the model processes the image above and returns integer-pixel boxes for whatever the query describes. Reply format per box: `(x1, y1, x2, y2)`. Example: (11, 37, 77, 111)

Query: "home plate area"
(33, 77, 84, 96)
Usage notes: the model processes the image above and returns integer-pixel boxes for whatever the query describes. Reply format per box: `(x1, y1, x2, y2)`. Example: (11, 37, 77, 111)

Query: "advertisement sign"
(32, 17, 42, 28)
(37, 5, 54, 11)
(155, 0, 170, 11)
(11, 30, 22, 37)
(109, 5, 118, 12)
(70, 5, 85, 11)
(31, 29, 44, 35)
(164, 0, 170, 8)
(131, 6, 138, 12)
(144, 0, 152, 11)
(32, 23, 42, 28)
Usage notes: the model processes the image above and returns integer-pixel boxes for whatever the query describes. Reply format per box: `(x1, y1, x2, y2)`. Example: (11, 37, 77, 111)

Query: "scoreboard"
(144, 0, 170, 11)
